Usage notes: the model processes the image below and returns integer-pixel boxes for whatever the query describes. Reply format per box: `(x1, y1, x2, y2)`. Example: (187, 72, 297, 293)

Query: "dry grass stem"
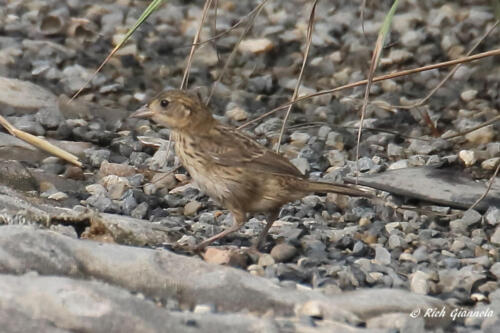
(207, 0, 269, 103)
(394, 20, 499, 110)
(0, 115, 81, 167)
(468, 161, 500, 211)
(355, 0, 399, 181)
(275, 0, 318, 153)
(442, 114, 500, 140)
(181, 0, 213, 90)
(238, 48, 500, 130)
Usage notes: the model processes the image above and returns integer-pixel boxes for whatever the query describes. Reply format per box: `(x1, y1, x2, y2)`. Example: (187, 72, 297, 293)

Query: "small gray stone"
(490, 262, 500, 279)
(47, 191, 68, 201)
(290, 157, 310, 174)
(426, 155, 443, 167)
(254, 117, 281, 136)
(486, 142, 500, 157)
(388, 159, 409, 170)
(131, 202, 148, 219)
(352, 241, 366, 255)
(198, 212, 215, 225)
(408, 140, 435, 155)
(318, 126, 331, 140)
(482, 157, 500, 170)
(357, 157, 375, 172)
(450, 219, 468, 233)
(193, 304, 215, 314)
(374, 246, 391, 265)
(399, 253, 417, 263)
(388, 234, 403, 249)
(302, 195, 321, 208)
(184, 200, 202, 216)
(270, 243, 297, 262)
(412, 246, 428, 263)
(491, 226, 500, 246)
(128, 174, 144, 187)
(86, 184, 107, 196)
(401, 30, 425, 48)
(325, 131, 344, 150)
(10, 115, 45, 136)
(385, 222, 401, 234)
(326, 150, 346, 167)
(301, 238, 327, 260)
(225, 105, 248, 121)
(387, 143, 403, 157)
(408, 155, 426, 166)
(290, 132, 310, 148)
(257, 254, 275, 267)
(248, 74, 273, 93)
(86, 193, 116, 212)
(61, 64, 103, 93)
(462, 209, 482, 225)
(102, 175, 130, 200)
(85, 149, 110, 168)
(460, 89, 478, 102)
(129, 152, 150, 168)
(35, 107, 64, 129)
(120, 190, 137, 215)
(450, 239, 466, 253)
(411, 271, 431, 295)
(485, 207, 500, 226)
(451, 210, 482, 233)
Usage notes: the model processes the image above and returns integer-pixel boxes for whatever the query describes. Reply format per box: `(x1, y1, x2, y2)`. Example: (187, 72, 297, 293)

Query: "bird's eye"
(160, 99, 169, 108)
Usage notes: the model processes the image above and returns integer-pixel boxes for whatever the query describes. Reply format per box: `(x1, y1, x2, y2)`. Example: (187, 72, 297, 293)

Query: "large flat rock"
(0, 77, 57, 114)
(0, 225, 452, 329)
(346, 167, 500, 211)
(0, 274, 277, 333)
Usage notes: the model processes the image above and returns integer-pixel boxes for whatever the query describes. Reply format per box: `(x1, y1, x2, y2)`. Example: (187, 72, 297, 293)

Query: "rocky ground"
(0, 0, 499, 332)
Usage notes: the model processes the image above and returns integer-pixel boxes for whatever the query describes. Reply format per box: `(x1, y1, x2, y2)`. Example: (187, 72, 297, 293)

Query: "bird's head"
(130, 90, 214, 132)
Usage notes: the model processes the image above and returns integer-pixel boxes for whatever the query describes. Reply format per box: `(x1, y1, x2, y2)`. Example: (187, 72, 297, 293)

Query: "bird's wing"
(198, 125, 304, 178)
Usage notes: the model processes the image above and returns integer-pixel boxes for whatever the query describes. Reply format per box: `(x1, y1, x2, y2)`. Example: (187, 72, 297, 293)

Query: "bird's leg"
(194, 210, 246, 251)
(253, 208, 280, 250)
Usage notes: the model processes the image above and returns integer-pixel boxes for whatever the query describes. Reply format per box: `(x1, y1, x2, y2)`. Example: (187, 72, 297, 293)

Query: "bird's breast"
(173, 133, 231, 205)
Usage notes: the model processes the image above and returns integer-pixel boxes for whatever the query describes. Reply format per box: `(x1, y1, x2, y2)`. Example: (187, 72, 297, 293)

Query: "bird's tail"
(305, 180, 372, 198)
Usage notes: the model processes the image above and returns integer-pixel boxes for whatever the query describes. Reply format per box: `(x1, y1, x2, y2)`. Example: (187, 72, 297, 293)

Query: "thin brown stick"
(175, 0, 213, 167)
(211, 0, 221, 64)
(395, 20, 499, 110)
(360, 0, 367, 38)
(287, 123, 434, 141)
(152, 164, 182, 185)
(442, 114, 500, 140)
(0, 115, 81, 167)
(238, 48, 500, 130)
(355, 0, 399, 182)
(206, 0, 268, 104)
(192, 0, 266, 47)
(417, 106, 441, 137)
(275, 0, 317, 153)
(468, 161, 500, 211)
(180, 0, 213, 90)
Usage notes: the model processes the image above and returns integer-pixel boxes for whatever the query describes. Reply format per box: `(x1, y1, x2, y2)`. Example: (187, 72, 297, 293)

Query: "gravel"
(0, 0, 498, 332)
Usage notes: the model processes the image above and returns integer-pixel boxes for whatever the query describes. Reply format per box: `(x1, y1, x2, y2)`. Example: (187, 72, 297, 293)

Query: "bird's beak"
(130, 104, 154, 118)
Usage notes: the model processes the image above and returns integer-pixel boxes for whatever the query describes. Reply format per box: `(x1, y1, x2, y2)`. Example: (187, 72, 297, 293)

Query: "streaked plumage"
(131, 90, 370, 250)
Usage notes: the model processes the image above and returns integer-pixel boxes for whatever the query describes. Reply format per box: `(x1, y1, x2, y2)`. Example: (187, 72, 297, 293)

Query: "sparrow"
(131, 90, 371, 251)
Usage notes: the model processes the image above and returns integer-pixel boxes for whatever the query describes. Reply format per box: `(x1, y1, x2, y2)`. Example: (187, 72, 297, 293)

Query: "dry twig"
(238, 48, 500, 130)
(0, 115, 81, 167)
(276, 0, 318, 153)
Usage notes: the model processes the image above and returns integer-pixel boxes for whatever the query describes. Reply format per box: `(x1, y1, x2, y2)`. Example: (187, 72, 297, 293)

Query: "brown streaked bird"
(131, 90, 371, 251)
